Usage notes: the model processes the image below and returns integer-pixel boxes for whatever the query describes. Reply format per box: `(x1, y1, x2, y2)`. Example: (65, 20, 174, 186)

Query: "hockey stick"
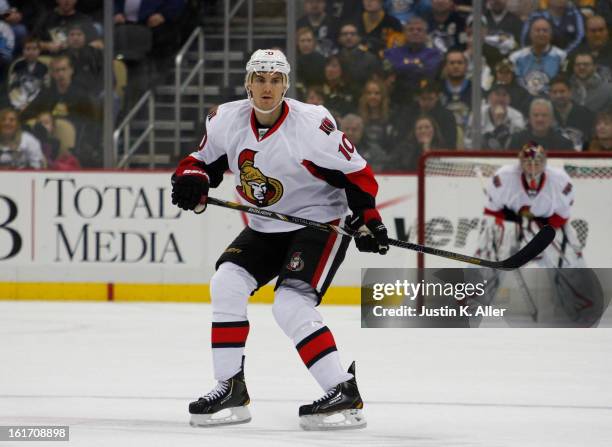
(204, 196, 555, 270)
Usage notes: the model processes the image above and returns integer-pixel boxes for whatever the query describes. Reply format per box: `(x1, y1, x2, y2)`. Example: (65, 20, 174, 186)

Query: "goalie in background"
(474, 143, 607, 327)
(477, 142, 583, 268)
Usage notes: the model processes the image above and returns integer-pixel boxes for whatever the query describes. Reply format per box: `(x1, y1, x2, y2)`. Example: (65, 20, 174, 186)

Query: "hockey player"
(171, 49, 389, 430)
(474, 143, 606, 327)
(478, 141, 583, 268)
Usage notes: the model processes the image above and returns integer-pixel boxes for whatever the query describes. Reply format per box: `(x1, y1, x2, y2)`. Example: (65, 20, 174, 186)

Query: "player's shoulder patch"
(288, 99, 336, 135)
(492, 175, 502, 188)
(562, 182, 573, 196)
(207, 109, 217, 121)
(319, 116, 336, 135)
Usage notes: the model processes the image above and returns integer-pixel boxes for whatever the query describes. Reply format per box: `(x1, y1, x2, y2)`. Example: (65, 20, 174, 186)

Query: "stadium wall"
(0, 172, 416, 304)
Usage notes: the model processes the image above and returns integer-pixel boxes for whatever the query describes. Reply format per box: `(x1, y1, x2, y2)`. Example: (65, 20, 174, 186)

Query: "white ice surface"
(1, 301, 611, 447)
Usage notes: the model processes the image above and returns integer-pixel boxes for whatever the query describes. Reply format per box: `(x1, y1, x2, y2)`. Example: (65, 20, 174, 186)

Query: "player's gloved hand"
(171, 173, 209, 213)
(348, 210, 390, 255)
(502, 206, 524, 224)
(171, 156, 210, 213)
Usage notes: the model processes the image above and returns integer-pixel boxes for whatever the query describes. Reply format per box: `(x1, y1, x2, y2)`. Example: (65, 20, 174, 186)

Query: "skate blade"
(190, 406, 251, 427)
(299, 408, 367, 431)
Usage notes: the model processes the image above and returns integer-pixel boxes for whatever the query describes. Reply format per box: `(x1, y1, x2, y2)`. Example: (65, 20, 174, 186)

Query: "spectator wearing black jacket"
(394, 114, 449, 171)
(297, 0, 339, 57)
(8, 36, 48, 111)
(549, 76, 594, 150)
(569, 15, 612, 82)
(2, 0, 33, 55)
(64, 23, 102, 93)
(34, 0, 102, 53)
(336, 22, 382, 92)
(21, 53, 101, 166)
(509, 98, 574, 151)
(340, 113, 392, 171)
(296, 26, 326, 95)
(357, 78, 398, 157)
(351, 0, 402, 56)
(493, 58, 532, 116)
(440, 49, 475, 131)
(484, 0, 523, 54)
(321, 55, 357, 115)
(423, 0, 467, 52)
(405, 79, 457, 149)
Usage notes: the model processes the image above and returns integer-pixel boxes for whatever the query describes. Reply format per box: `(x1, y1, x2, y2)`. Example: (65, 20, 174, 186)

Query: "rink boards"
(0, 171, 609, 302)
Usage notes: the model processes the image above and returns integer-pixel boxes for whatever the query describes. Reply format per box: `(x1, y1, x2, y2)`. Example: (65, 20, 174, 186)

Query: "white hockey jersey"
(484, 164, 574, 227)
(477, 163, 584, 268)
(183, 98, 378, 232)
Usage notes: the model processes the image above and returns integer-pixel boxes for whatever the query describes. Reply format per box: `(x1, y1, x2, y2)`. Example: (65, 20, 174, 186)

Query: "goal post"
(417, 151, 612, 269)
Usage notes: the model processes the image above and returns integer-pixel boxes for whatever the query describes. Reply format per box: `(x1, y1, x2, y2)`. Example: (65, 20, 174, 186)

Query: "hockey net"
(417, 151, 612, 268)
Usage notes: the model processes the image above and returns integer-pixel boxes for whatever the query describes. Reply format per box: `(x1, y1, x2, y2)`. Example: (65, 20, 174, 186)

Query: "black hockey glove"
(348, 211, 390, 255)
(171, 173, 209, 213)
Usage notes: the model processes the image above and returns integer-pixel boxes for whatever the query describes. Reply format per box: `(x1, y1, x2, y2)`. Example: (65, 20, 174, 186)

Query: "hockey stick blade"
(385, 224, 555, 270)
(496, 225, 556, 269)
(204, 197, 555, 270)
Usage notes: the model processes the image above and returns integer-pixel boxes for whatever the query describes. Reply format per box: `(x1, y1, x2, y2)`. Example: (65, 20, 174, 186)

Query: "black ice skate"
(189, 358, 251, 427)
(299, 361, 366, 430)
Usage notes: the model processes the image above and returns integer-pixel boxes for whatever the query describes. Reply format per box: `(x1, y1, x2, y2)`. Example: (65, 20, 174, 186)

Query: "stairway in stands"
(127, 0, 287, 168)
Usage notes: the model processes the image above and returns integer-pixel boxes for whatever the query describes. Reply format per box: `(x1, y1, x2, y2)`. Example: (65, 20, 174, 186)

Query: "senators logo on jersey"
(287, 252, 305, 271)
(236, 149, 283, 207)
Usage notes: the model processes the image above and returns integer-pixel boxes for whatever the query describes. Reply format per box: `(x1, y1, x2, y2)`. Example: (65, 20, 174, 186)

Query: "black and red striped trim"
(300, 160, 378, 214)
(318, 234, 351, 296)
(310, 219, 340, 290)
(295, 326, 337, 368)
(211, 320, 250, 348)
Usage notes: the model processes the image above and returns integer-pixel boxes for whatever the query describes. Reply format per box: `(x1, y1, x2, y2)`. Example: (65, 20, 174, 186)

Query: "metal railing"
(174, 27, 204, 157)
(224, 0, 253, 87)
(113, 90, 155, 169)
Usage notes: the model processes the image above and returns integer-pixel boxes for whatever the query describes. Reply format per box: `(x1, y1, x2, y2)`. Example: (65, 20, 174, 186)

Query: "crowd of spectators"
(295, 0, 612, 171)
(0, 0, 187, 170)
(2, 0, 612, 172)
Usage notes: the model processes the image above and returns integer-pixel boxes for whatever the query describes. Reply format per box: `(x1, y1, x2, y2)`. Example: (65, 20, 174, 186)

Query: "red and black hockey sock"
(211, 320, 250, 348)
(295, 325, 352, 390)
(295, 326, 337, 369)
(211, 320, 250, 381)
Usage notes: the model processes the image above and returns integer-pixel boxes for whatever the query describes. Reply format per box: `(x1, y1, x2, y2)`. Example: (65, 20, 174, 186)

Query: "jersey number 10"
(338, 134, 355, 161)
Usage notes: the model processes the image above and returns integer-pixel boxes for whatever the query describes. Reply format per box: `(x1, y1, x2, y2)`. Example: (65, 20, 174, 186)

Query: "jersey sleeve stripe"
(301, 160, 379, 214)
(345, 165, 378, 197)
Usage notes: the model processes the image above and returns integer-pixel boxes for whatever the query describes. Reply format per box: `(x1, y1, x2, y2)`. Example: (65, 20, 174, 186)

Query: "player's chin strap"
(246, 87, 288, 114)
